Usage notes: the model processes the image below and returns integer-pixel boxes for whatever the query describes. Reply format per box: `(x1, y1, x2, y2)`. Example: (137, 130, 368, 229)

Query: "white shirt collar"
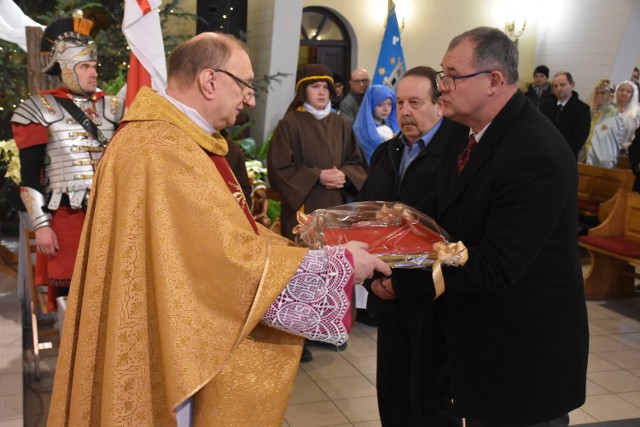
(158, 89, 216, 134)
(470, 122, 492, 143)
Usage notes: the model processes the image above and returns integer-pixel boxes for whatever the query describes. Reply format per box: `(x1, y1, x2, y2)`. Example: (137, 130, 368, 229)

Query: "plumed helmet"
(41, 14, 96, 76)
(287, 63, 335, 112)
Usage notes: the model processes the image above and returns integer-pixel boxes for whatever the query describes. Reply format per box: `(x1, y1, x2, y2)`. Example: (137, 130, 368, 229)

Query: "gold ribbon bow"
(432, 241, 468, 299)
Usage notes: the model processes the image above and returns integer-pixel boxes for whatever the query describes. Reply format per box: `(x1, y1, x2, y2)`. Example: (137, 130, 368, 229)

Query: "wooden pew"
(578, 189, 640, 299)
(577, 163, 634, 225)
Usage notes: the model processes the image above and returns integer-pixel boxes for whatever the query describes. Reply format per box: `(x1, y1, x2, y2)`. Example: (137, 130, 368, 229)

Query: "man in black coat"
(540, 71, 591, 159)
(357, 67, 461, 427)
(435, 27, 589, 426)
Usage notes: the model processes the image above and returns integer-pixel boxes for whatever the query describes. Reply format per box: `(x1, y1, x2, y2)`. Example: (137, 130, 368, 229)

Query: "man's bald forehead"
(190, 32, 240, 50)
(351, 68, 369, 79)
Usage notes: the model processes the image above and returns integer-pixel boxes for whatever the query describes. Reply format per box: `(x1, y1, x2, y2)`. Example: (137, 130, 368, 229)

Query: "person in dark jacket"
(540, 71, 591, 158)
(357, 66, 461, 427)
(524, 65, 556, 109)
(435, 27, 589, 426)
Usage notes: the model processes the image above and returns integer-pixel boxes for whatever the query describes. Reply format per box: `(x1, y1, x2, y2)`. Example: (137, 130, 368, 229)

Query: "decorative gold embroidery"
(49, 87, 309, 426)
(229, 179, 246, 208)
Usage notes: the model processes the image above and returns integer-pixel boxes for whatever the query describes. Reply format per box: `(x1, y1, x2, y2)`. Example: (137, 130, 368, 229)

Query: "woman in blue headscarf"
(353, 84, 400, 163)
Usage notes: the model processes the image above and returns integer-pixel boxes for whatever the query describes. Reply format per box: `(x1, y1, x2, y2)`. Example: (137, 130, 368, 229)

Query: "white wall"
(247, 0, 303, 143)
(611, 0, 640, 84)
(302, 0, 639, 101)
(535, 0, 640, 102)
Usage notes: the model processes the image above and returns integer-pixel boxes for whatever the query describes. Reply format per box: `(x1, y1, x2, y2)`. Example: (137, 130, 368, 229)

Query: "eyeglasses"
(435, 70, 492, 92)
(213, 68, 257, 99)
(351, 79, 370, 85)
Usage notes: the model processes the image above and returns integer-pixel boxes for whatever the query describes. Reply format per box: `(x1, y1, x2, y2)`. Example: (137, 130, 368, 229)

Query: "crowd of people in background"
(333, 62, 640, 176)
(527, 66, 640, 171)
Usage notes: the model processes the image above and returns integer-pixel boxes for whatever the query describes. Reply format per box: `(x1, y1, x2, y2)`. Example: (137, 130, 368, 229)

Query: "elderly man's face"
(396, 75, 442, 144)
(214, 48, 256, 129)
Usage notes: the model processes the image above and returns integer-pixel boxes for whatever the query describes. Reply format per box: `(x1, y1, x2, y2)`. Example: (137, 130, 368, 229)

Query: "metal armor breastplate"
(43, 96, 118, 209)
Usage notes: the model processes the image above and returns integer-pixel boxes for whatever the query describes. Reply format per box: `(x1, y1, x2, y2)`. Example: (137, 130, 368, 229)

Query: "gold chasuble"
(48, 87, 307, 426)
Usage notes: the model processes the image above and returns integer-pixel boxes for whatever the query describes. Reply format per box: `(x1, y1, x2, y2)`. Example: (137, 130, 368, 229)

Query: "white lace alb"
(262, 246, 353, 345)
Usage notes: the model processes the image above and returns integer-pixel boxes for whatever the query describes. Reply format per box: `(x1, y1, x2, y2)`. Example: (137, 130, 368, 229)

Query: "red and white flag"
(122, 0, 167, 108)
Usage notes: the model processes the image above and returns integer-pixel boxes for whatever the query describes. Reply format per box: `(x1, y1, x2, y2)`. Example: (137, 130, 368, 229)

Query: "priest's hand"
(344, 241, 391, 283)
(35, 226, 59, 256)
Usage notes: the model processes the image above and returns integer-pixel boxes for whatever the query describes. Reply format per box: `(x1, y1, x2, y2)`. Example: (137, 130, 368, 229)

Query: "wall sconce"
(504, 19, 526, 43)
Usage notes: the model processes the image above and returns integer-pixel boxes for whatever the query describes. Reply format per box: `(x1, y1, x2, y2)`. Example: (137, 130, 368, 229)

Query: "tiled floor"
(285, 296, 640, 427)
(3, 262, 640, 426)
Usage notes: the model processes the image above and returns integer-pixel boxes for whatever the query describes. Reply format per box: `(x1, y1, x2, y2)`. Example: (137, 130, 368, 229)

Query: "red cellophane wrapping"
(293, 202, 449, 268)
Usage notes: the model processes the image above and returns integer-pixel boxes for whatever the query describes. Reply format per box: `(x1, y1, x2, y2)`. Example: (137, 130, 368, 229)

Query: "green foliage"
(235, 131, 273, 161)
(103, 69, 127, 97)
(253, 72, 291, 95)
(228, 120, 256, 140)
(0, 41, 29, 139)
(266, 199, 280, 225)
(256, 132, 274, 161)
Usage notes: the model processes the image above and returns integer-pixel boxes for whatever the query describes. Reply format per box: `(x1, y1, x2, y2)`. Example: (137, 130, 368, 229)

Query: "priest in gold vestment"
(48, 33, 390, 426)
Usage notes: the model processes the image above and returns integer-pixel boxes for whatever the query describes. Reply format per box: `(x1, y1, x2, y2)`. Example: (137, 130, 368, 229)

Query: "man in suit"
(357, 66, 461, 427)
(435, 27, 589, 426)
(540, 71, 591, 158)
(339, 68, 370, 124)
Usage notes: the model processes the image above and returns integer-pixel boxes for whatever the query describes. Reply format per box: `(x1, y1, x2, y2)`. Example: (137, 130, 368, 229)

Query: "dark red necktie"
(457, 134, 477, 174)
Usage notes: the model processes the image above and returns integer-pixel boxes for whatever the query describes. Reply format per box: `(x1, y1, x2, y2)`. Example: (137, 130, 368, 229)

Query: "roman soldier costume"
(11, 15, 123, 310)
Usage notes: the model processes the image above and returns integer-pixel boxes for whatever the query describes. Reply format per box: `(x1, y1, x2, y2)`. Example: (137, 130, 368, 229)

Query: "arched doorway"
(299, 7, 351, 85)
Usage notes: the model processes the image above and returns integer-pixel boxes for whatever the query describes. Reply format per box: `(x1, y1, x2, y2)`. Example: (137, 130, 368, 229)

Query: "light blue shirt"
(398, 118, 443, 180)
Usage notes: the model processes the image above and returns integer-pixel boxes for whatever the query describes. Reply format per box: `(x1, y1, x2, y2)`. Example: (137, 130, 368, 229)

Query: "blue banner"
(372, 6, 406, 90)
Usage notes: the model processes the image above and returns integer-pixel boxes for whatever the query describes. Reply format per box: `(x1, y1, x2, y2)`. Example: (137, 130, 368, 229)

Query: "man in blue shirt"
(356, 66, 461, 427)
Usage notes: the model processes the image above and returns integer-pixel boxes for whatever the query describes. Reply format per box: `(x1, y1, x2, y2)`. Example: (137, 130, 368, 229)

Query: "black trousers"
(376, 298, 461, 427)
(466, 414, 570, 427)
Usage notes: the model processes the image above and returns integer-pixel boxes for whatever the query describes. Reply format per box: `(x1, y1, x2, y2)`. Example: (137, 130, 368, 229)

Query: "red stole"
(208, 154, 259, 235)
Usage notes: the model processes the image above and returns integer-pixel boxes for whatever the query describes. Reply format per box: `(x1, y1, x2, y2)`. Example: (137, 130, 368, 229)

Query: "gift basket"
(293, 201, 451, 269)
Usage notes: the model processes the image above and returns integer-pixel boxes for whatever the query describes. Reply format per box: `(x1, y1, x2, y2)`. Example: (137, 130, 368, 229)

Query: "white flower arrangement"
(245, 159, 267, 183)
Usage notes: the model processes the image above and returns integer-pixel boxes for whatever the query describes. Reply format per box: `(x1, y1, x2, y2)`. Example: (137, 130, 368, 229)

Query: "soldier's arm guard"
(20, 187, 52, 230)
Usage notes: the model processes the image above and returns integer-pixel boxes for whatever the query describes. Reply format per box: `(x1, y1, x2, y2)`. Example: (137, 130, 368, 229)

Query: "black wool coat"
(435, 91, 589, 424)
(540, 90, 591, 158)
(356, 118, 456, 310)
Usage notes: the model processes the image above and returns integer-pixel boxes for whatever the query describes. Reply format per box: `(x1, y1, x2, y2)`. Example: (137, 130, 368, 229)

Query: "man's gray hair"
(449, 26, 519, 85)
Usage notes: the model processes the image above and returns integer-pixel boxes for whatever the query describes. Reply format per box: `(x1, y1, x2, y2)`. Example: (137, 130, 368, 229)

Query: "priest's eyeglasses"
(213, 68, 258, 99)
(435, 70, 492, 92)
